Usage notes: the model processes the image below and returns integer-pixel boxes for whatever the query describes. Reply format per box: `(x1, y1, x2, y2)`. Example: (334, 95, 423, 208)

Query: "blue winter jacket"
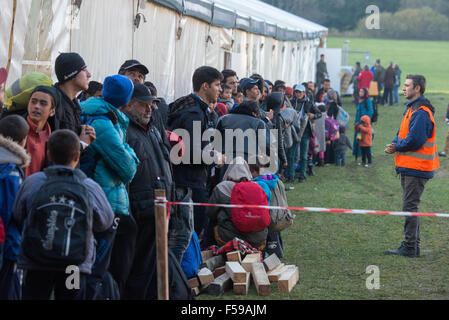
(81, 98, 139, 215)
(392, 96, 435, 179)
(253, 174, 279, 205)
(0, 134, 30, 262)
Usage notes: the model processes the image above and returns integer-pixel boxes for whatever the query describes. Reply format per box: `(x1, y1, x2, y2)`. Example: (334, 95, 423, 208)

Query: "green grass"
(199, 92, 449, 300)
(327, 37, 449, 94)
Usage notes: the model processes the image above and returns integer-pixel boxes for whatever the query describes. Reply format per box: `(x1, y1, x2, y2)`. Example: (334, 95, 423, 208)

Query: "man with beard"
(122, 84, 174, 299)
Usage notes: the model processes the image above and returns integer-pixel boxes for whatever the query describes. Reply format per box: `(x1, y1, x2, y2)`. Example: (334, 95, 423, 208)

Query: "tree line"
(262, 0, 449, 41)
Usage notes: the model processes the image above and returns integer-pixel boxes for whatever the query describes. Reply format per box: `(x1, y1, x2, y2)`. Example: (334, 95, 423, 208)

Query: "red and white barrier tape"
(154, 200, 449, 219)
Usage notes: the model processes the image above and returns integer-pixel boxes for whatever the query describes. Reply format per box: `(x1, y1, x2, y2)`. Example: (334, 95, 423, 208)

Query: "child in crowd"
(218, 84, 234, 111)
(13, 130, 114, 300)
(355, 115, 373, 167)
(334, 126, 352, 167)
(25, 86, 59, 177)
(232, 87, 244, 109)
(0, 115, 30, 300)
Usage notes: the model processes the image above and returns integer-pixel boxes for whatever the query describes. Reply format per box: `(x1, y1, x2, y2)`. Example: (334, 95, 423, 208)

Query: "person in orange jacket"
(355, 115, 372, 167)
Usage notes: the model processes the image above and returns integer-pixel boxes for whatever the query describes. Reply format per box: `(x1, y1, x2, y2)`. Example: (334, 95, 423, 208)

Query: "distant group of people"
(351, 59, 402, 107)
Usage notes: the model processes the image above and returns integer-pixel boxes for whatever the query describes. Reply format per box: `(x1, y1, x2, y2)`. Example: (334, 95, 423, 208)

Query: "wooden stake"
(6, 0, 17, 74)
(155, 189, 168, 300)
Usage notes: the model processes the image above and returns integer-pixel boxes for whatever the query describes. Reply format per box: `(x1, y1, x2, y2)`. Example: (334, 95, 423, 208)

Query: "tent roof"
(152, 0, 328, 40)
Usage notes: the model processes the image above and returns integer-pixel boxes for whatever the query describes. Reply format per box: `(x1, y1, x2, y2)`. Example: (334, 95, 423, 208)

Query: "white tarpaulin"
(1, 0, 327, 102)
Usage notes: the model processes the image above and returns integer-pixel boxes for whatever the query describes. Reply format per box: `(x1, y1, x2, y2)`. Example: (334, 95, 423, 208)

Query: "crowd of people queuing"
(0, 51, 399, 300)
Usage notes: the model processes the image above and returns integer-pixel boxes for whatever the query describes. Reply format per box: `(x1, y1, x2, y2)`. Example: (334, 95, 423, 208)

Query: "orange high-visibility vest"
(395, 106, 439, 172)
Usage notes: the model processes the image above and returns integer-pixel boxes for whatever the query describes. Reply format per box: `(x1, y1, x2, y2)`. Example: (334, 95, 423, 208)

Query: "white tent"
(1, 0, 327, 102)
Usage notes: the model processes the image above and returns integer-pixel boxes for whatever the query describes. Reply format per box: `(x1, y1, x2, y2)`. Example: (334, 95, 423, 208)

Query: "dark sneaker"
(385, 243, 419, 257)
(298, 176, 306, 183)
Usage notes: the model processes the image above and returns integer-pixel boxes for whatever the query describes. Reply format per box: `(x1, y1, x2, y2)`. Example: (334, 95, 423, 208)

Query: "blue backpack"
(180, 231, 202, 280)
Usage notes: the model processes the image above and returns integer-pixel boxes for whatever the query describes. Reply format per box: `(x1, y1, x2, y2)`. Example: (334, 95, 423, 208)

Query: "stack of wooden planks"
(187, 250, 299, 297)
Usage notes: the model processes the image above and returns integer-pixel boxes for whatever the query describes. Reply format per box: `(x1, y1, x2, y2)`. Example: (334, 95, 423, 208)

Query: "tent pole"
(7, 0, 17, 74)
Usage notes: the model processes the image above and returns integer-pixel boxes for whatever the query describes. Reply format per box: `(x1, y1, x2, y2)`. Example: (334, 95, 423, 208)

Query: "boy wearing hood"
(355, 115, 372, 167)
(0, 115, 30, 299)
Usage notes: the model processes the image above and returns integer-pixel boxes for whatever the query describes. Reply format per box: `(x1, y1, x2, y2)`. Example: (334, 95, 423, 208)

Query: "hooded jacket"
(0, 134, 30, 262)
(253, 174, 279, 205)
(206, 158, 268, 249)
(357, 115, 372, 147)
(81, 97, 139, 215)
(392, 96, 436, 179)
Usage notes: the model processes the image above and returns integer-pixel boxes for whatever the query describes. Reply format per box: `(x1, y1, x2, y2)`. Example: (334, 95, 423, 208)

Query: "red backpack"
(230, 181, 270, 232)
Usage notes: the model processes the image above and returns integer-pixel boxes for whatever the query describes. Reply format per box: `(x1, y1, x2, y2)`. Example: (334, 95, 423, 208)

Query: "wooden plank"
(154, 189, 168, 300)
(241, 253, 261, 272)
(233, 272, 251, 296)
(213, 266, 226, 278)
(208, 273, 232, 297)
(250, 262, 271, 296)
(202, 255, 225, 271)
(226, 251, 242, 263)
(263, 253, 282, 272)
(192, 287, 200, 296)
(267, 263, 286, 282)
(188, 277, 200, 288)
(225, 262, 247, 283)
(201, 250, 214, 262)
(278, 266, 299, 293)
(198, 268, 215, 286)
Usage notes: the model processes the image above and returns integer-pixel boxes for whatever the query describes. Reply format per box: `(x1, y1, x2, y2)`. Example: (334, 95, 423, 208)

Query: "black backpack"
(146, 244, 194, 300)
(21, 167, 93, 269)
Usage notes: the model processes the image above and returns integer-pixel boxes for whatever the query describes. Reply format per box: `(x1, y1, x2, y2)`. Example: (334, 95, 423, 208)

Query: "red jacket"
(25, 117, 51, 177)
(358, 70, 374, 90)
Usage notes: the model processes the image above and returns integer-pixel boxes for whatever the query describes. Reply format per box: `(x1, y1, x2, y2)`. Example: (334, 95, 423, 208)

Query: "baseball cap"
(238, 78, 259, 91)
(119, 60, 149, 75)
(132, 83, 160, 103)
(293, 84, 306, 92)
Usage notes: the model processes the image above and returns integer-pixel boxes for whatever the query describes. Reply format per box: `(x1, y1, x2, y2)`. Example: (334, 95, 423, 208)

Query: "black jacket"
(54, 83, 82, 135)
(168, 94, 211, 189)
(125, 112, 174, 222)
(291, 96, 322, 137)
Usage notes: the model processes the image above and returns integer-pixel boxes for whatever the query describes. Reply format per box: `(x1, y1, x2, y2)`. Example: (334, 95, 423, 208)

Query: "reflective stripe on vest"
(395, 106, 439, 172)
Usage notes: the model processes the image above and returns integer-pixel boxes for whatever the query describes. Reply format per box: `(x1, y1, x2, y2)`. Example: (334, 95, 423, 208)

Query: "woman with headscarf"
(352, 87, 374, 161)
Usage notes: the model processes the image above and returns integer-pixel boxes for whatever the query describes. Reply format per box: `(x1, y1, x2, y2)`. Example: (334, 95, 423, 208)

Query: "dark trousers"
(401, 175, 428, 249)
(192, 187, 209, 239)
(383, 87, 393, 105)
(361, 146, 372, 164)
(335, 151, 346, 167)
(299, 133, 310, 178)
(22, 269, 86, 300)
(0, 259, 21, 300)
(109, 214, 137, 297)
(122, 217, 156, 300)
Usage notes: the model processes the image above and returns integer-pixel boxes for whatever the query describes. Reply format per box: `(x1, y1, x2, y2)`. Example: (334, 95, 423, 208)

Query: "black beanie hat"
(55, 53, 86, 83)
(31, 86, 61, 108)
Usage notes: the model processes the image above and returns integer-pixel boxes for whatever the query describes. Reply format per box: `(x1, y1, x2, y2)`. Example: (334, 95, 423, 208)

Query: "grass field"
(326, 37, 449, 94)
(199, 92, 449, 300)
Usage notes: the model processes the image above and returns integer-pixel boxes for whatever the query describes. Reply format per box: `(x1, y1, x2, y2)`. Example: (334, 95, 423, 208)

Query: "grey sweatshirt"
(13, 166, 114, 274)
